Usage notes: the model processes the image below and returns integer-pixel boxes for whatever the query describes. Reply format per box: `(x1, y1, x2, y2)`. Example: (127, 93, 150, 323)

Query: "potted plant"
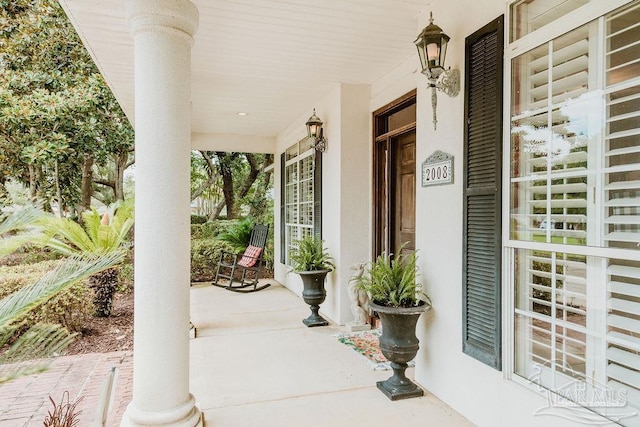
(290, 235, 335, 327)
(352, 246, 431, 400)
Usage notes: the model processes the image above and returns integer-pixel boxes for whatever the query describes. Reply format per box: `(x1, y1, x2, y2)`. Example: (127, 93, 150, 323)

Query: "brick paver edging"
(0, 351, 132, 427)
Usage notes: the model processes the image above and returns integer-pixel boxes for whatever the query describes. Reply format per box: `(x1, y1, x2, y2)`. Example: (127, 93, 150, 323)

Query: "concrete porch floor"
(189, 281, 474, 426)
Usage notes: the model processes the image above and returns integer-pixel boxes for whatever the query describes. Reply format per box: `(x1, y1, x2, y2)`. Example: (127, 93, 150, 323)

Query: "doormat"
(335, 330, 415, 371)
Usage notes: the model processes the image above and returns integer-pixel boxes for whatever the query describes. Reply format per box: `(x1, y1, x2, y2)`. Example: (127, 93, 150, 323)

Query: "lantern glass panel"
(308, 123, 319, 138)
(417, 41, 427, 72)
(439, 37, 448, 68)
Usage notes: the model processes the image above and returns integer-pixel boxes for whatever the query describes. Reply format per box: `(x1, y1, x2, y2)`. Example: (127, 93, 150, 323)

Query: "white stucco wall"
(274, 83, 371, 325)
(370, 2, 596, 426)
(272, 2, 610, 424)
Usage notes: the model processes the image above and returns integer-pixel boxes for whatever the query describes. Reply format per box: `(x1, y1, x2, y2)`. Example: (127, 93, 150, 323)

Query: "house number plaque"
(422, 150, 454, 187)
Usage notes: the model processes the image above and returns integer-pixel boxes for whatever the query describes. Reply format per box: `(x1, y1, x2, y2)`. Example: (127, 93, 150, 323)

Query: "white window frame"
(283, 140, 315, 266)
(502, 0, 640, 395)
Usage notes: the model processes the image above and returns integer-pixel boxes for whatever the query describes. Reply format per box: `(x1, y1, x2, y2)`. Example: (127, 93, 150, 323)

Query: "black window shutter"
(314, 152, 322, 239)
(463, 15, 504, 370)
(280, 153, 286, 264)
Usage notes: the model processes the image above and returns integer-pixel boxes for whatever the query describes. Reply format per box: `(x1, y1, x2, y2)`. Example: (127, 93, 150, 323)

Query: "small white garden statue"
(348, 262, 371, 332)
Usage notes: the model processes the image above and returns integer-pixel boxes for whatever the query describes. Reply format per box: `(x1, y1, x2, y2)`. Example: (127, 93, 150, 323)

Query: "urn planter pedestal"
(371, 301, 430, 400)
(299, 270, 329, 327)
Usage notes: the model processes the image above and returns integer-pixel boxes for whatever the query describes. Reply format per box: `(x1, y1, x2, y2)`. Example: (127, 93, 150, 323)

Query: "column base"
(120, 394, 202, 426)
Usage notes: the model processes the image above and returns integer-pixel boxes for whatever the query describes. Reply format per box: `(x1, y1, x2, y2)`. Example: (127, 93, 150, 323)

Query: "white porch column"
(122, 1, 200, 426)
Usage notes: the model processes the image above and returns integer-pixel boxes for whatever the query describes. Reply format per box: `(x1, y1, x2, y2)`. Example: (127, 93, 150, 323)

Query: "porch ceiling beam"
(191, 132, 276, 154)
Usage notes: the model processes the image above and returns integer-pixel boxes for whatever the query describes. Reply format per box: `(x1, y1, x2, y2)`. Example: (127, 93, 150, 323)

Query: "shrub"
(190, 222, 219, 240)
(190, 214, 207, 224)
(0, 260, 92, 332)
(118, 260, 134, 292)
(0, 245, 61, 267)
(191, 239, 233, 282)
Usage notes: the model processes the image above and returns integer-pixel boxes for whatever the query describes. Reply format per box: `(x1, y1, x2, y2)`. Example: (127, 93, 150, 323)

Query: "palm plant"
(352, 247, 429, 308)
(0, 202, 45, 257)
(289, 235, 334, 272)
(40, 199, 134, 316)
(216, 217, 253, 252)
(0, 252, 124, 383)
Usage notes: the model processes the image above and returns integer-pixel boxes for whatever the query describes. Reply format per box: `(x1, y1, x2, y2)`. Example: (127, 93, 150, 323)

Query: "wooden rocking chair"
(212, 223, 271, 293)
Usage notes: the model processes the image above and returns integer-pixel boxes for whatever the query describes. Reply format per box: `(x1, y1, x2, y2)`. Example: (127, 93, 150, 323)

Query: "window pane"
(300, 137, 314, 153)
(300, 155, 313, 180)
(514, 249, 589, 384)
(300, 179, 313, 203)
(510, 2, 640, 422)
(510, 0, 590, 42)
(285, 144, 298, 161)
(511, 44, 549, 116)
(510, 25, 592, 245)
(606, 3, 640, 86)
(283, 140, 317, 266)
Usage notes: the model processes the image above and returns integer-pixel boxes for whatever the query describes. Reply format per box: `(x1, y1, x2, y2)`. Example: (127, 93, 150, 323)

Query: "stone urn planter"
(290, 236, 335, 327)
(371, 301, 430, 400)
(299, 270, 330, 327)
(350, 245, 432, 400)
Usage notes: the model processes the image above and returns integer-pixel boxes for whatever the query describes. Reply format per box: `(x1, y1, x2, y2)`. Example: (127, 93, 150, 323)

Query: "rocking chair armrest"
(218, 250, 240, 262)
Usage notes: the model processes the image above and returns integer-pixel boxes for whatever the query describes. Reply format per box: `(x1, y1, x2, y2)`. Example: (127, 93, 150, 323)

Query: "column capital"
(126, 0, 199, 41)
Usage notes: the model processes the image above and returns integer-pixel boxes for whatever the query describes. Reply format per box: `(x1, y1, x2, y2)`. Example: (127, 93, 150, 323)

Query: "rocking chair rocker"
(212, 223, 271, 293)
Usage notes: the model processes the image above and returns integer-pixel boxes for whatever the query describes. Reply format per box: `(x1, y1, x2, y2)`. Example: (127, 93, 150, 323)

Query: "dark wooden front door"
(372, 91, 417, 258)
(392, 132, 416, 255)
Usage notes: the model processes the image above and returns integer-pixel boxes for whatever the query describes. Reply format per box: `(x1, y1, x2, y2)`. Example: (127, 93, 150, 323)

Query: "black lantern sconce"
(306, 109, 327, 152)
(414, 12, 460, 130)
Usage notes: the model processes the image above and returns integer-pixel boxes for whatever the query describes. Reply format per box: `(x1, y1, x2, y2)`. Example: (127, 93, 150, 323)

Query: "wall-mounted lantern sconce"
(414, 12, 460, 130)
(306, 109, 327, 152)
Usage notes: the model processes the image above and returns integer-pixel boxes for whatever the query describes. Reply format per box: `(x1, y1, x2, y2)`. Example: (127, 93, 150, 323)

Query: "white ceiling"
(60, 0, 430, 140)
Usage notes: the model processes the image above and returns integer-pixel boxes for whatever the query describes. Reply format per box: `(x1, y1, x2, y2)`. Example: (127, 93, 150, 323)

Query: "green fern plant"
(352, 246, 430, 308)
(289, 235, 334, 272)
(216, 218, 254, 252)
(0, 203, 45, 257)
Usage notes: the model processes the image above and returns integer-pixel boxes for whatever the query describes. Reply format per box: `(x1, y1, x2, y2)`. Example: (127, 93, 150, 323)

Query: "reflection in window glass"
(510, 2, 640, 423)
(510, 0, 590, 42)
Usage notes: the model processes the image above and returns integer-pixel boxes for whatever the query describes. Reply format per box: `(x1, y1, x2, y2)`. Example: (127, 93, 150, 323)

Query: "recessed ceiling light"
(237, 112, 248, 116)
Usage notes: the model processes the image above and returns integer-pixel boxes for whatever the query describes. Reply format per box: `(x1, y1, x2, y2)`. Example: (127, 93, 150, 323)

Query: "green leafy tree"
(190, 151, 273, 221)
(0, 0, 134, 213)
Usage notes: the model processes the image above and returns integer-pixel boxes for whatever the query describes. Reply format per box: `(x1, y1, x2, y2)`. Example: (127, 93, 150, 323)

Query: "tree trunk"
(28, 164, 37, 199)
(218, 154, 236, 219)
(80, 153, 94, 211)
(235, 153, 261, 201)
(191, 151, 218, 201)
(207, 199, 226, 222)
(113, 150, 129, 201)
(54, 159, 64, 217)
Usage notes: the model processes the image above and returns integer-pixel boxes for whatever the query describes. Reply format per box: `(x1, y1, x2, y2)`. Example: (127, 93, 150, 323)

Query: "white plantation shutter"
(604, 3, 640, 417)
(510, 2, 640, 423)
